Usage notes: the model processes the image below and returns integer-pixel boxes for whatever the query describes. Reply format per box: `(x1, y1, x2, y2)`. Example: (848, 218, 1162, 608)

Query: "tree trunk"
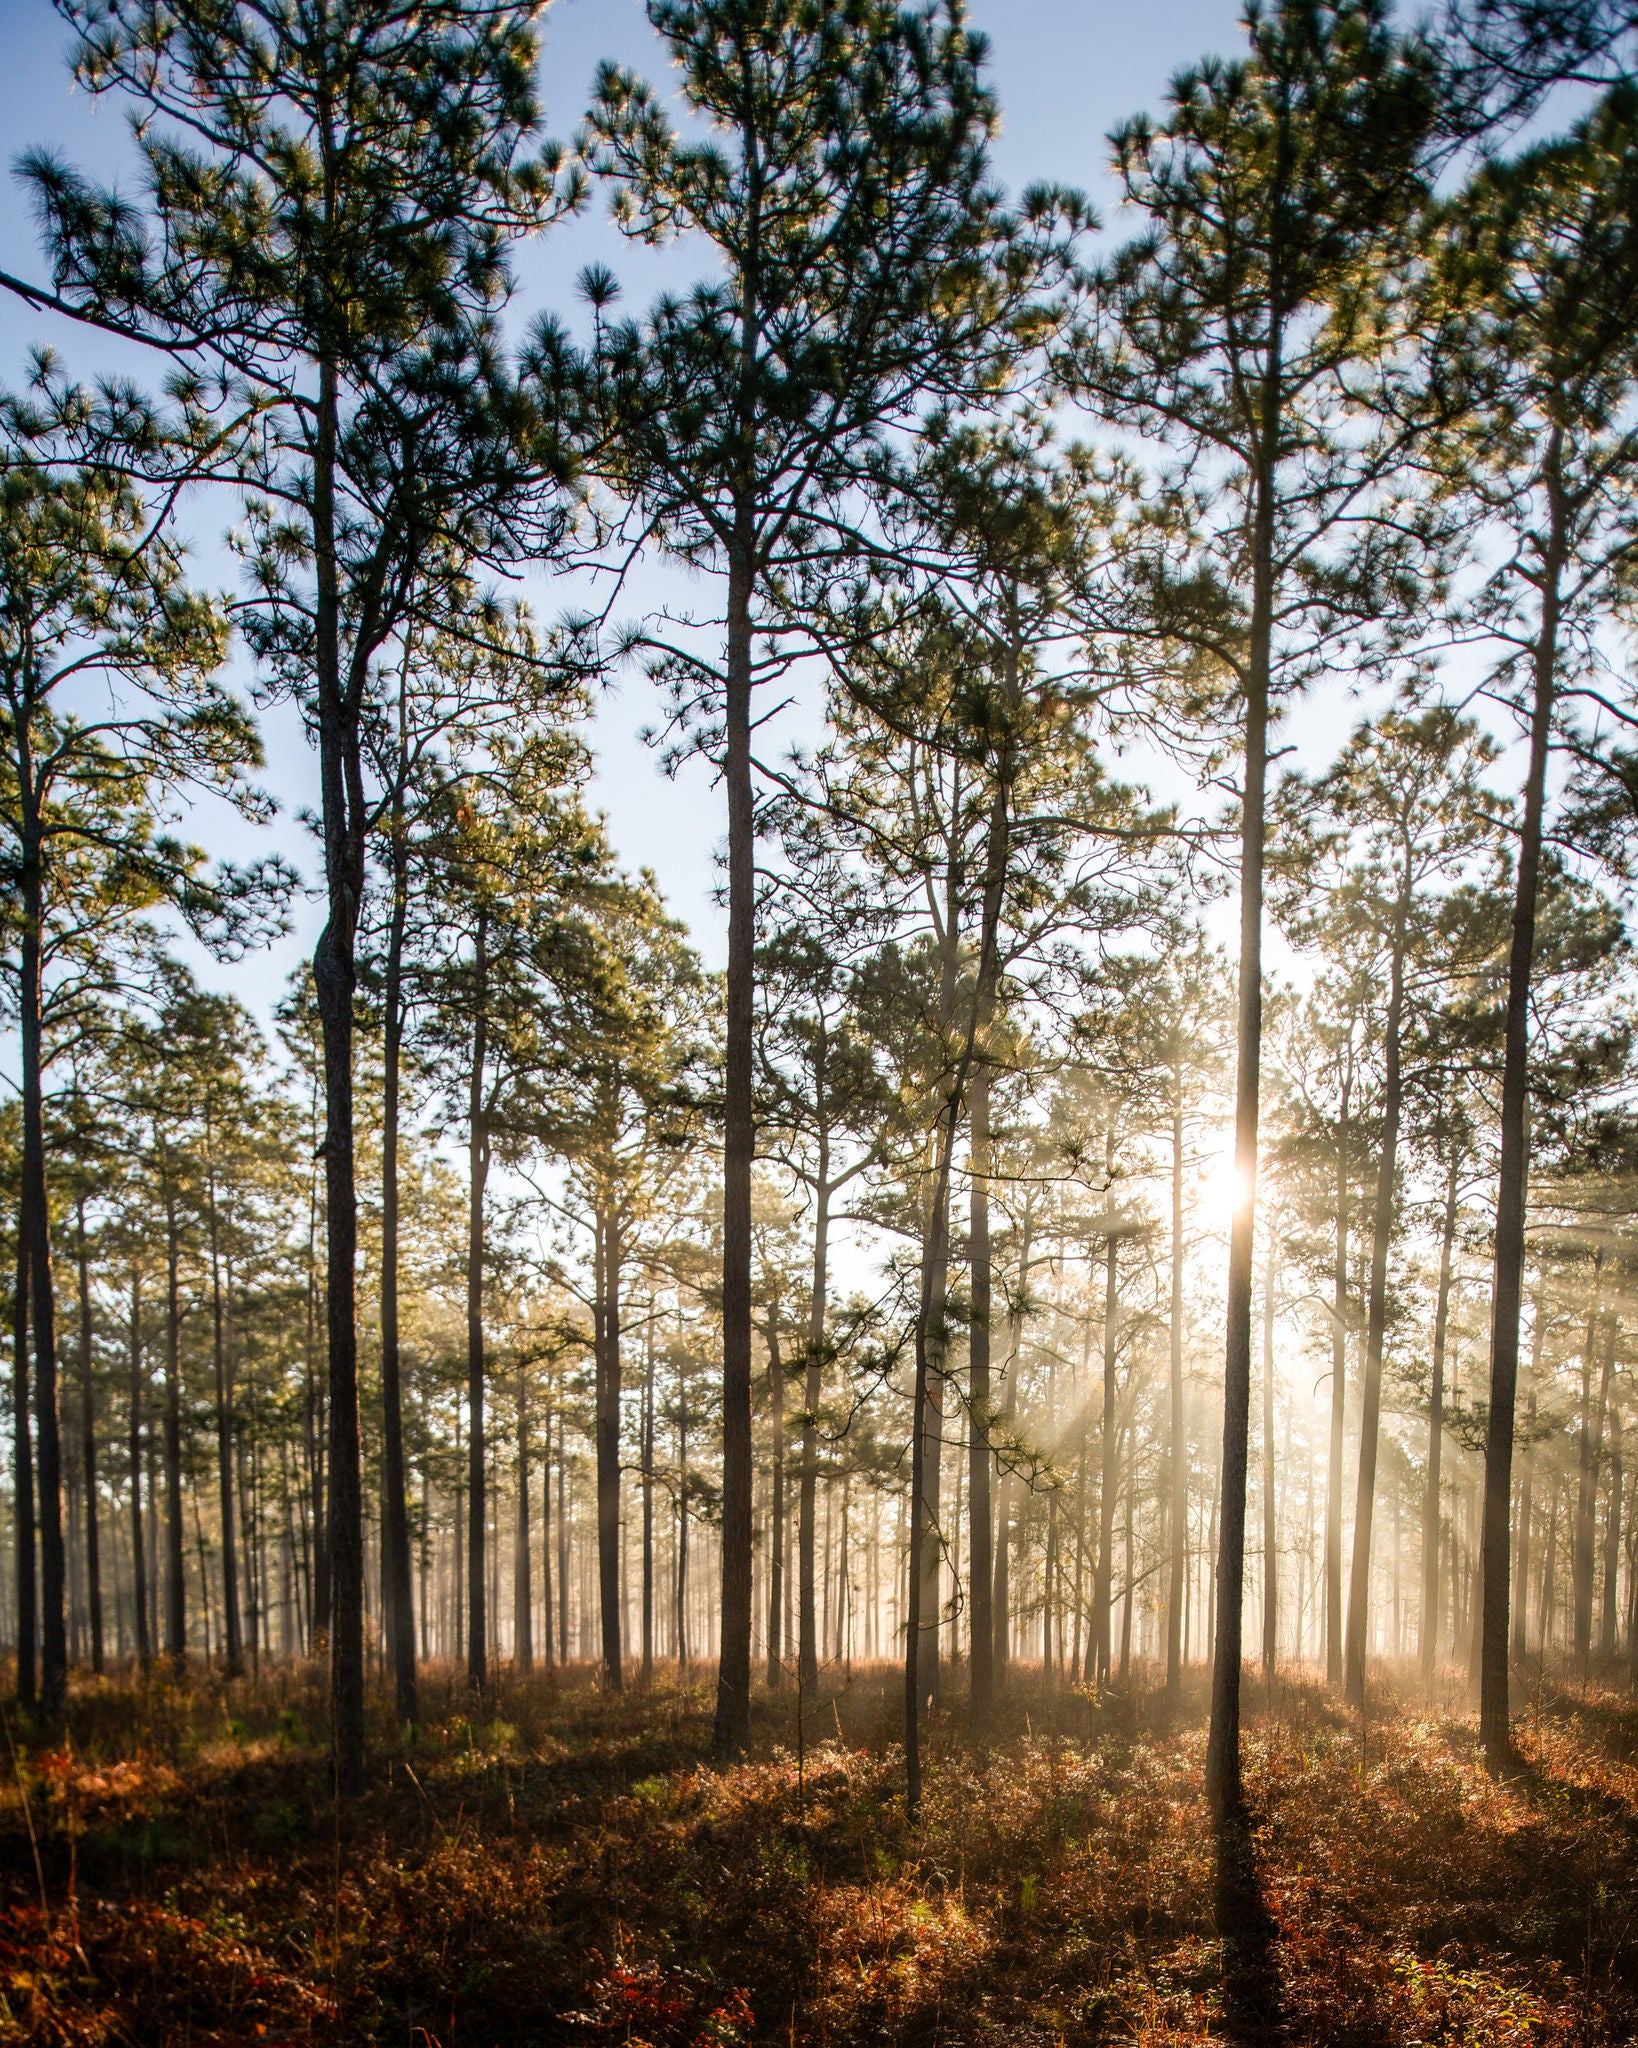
(163, 1190, 186, 1667)
(311, 358, 367, 1796)
(595, 1194, 623, 1691)
(1094, 1200, 1119, 1685)
(713, 535, 756, 1764)
(765, 1317, 783, 1687)
(906, 1106, 960, 1816)
(799, 1140, 829, 1696)
(1205, 424, 1274, 1821)
(74, 1203, 103, 1675)
(967, 1064, 994, 1732)
(540, 1390, 555, 1671)
(205, 1140, 243, 1677)
(914, 1154, 950, 1716)
(1327, 1061, 1353, 1687)
(1167, 1065, 1187, 1700)
(1263, 1249, 1277, 1681)
(515, 1361, 532, 1670)
(465, 906, 491, 1696)
(643, 1318, 656, 1684)
(18, 813, 67, 1717)
(378, 774, 417, 1723)
(1574, 1279, 1610, 1667)
(992, 1211, 1031, 1690)
(1422, 1150, 1459, 1681)
(1601, 1384, 1622, 1661)
(1345, 902, 1409, 1708)
(128, 1263, 150, 1671)
(1480, 444, 1563, 1771)
(12, 1219, 35, 1707)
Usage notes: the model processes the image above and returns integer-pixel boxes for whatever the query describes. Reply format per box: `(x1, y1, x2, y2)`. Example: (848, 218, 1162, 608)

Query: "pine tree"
(1073, 0, 1438, 1816)
(1424, 83, 1638, 1767)
(17, 0, 575, 1787)
(545, 0, 1081, 1762)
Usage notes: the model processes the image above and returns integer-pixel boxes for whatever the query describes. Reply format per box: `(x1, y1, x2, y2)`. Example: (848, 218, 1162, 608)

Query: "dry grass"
(0, 1657, 1633, 2045)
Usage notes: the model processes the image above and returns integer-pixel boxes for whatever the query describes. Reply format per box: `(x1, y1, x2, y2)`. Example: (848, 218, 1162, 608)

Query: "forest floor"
(0, 1656, 1633, 2046)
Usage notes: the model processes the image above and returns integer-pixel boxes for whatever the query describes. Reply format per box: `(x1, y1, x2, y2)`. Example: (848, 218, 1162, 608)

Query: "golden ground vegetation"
(0, 1665, 1633, 2046)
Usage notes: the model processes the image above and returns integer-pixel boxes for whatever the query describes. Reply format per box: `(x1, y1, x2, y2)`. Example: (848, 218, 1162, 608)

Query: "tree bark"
(18, 801, 67, 1717)
(514, 1361, 532, 1670)
(128, 1262, 150, 1671)
(643, 1316, 656, 1684)
(799, 1129, 828, 1696)
(1421, 1150, 1459, 1681)
(765, 1317, 783, 1687)
(595, 1193, 623, 1691)
(967, 1063, 994, 1732)
(1345, 894, 1409, 1708)
(311, 355, 367, 1796)
(1327, 1057, 1353, 1686)
(1263, 1249, 1277, 1681)
(713, 536, 756, 1764)
(1480, 437, 1563, 1771)
(74, 1203, 103, 1675)
(1206, 425, 1273, 1821)
(1601, 1378, 1622, 1661)
(205, 1132, 243, 1677)
(1093, 1199, 1119, 1686)
(378, 768, 418, 1722)
(1167, 1064, 1187, 1701)
(465, 905, 491, 1696)
(162, 1188, 186, 1667)
(1573, 1277, 1610, 1667)
(12, 1219, 35, 1707)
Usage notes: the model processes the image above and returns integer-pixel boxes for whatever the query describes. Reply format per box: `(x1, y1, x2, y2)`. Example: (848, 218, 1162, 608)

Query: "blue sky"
(0, 0, 1248, 1020)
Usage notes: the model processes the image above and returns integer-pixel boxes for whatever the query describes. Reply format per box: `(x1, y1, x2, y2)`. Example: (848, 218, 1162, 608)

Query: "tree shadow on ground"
(1214, 1807, 1285, 2045)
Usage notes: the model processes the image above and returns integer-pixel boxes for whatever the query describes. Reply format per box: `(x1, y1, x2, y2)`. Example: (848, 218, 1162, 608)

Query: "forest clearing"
(3, 1661, 1636, 2046)
(6, 0, 1638, 2037)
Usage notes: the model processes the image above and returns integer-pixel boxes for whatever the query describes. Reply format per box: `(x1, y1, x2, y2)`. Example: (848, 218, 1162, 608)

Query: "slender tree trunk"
(205, 1144, 243, 1677)
(968, 1064, 994, 1732)
(914, 1155, 950, 1714)
(74, 1203, 103, 1675)
(766, 1318, 783, 1687)
(906, 1105, 961, 1815)
(1206, 423, 1275, 1821)
(1167, 1065, 1187, 1700)
(992, 1212, 1031, 1691)
(676, 1390, 690, 1667)
(12, 1220, 35, 1707)
(1574, 1279, 1610, 1668)
(128, 1263, 149, 1671)
(1601, 1385, 1622, 1661)
(465, 907, 491, 1697)
(1120, 1424, 1135, 1685)
(1327, 1064, 1353, 1686)
(1345, 906, 1409, 1708)
(515, 1362, 532, 1671)
(303, 1137, 329, 1654)
(1422, 1151, 1459, 1682)
(1263, 1249, 1277, 1681)
(799, 1144, 829, 1696)
(643, 1318, 656, 1684)
(595, 1195, 623, 1691)
(163, 1192, 185, 1667)
(1480, 450, 1563, 1771)
(311, 359, 367, 1796)
(378, 772, 417, 1723)
(1094, 1199, 1119, 1685)
(713, 534, 756, 1764)
(18, 815, 67, 1716)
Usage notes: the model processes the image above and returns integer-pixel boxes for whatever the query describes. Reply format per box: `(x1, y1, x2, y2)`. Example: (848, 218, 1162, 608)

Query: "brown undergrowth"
(0, 1659, 1633, 2045)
